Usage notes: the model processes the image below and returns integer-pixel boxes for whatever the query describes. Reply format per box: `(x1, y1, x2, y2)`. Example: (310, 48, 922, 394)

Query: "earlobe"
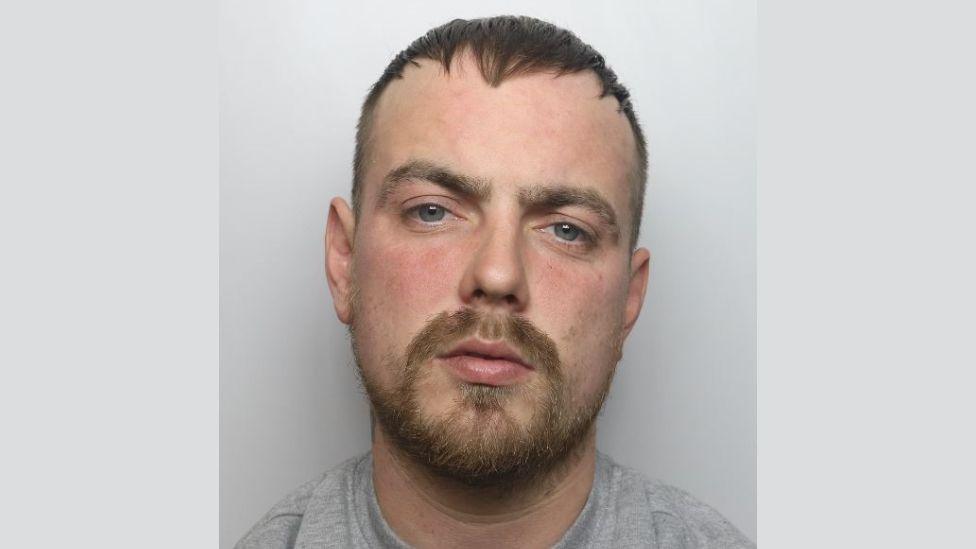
(622, 247, 651, 339)
(325, 197, 357, 325)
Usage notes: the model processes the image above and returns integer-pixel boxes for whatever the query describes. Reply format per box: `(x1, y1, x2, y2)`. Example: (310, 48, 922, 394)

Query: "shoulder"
(598, 453, 755, 549)
(234, 453, 368, 549)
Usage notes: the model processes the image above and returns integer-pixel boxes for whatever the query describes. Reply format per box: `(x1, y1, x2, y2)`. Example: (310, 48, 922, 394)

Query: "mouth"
(437, 339, 534, 387)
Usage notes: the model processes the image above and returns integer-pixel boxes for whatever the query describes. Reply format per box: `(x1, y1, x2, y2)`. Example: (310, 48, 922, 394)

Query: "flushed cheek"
(375, 239, 466, 311)
(352, 239, 467, 385)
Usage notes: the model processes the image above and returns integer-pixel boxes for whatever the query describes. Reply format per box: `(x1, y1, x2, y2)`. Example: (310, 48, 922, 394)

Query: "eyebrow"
(377, 160, 492, 207)
(377, 159, 620, 243)
(518, 185, 620, 242)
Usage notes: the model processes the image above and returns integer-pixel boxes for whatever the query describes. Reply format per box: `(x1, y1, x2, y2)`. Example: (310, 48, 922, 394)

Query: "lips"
(437, 339, 534, 386)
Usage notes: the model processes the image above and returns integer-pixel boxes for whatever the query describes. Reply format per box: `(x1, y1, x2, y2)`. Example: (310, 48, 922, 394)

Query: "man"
(237, 15, 754, 548)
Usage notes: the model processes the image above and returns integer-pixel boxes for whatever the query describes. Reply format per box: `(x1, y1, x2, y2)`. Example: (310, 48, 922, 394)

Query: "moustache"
(402, 308, 562, 379)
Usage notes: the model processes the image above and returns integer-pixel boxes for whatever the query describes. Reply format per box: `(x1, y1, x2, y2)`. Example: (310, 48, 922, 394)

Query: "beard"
(351, 307, 618, 488)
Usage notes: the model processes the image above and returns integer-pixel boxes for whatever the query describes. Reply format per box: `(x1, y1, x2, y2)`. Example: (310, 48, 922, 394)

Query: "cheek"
(531, 258, 626, 398)
(532, 258, 621, 340)
(374, 239, 465, 309)
(351, 236, 468, 381)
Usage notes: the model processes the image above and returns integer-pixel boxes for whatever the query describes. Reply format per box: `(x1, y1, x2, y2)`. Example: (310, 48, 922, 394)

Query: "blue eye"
(416, 204, 446, 222)
(551, 222, 583, 242)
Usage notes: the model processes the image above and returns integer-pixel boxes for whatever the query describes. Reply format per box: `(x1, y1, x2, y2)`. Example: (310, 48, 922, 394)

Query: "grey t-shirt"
(235, 452, 754, 548)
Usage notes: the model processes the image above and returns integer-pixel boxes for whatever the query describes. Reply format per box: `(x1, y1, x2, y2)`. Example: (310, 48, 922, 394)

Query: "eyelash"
(540, 222, 593, 248)
(402, 202, 596, 250)
(404, 202, 457, 226)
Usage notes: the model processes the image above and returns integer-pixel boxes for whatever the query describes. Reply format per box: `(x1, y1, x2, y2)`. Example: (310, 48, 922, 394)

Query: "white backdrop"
(220, 0, 756, 546)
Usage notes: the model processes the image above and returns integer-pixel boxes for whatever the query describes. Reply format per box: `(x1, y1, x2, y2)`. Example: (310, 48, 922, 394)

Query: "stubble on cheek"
(556, 284, 627, 409)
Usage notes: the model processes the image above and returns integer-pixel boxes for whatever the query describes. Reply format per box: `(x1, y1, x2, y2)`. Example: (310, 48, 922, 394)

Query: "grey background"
(220, 0, 756, 546)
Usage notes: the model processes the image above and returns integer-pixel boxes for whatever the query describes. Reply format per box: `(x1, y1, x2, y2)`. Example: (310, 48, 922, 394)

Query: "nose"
(458, 219, 529, 312)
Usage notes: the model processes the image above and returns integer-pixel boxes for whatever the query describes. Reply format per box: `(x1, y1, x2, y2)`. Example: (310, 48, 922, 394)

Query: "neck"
(371, 427, 597, 549)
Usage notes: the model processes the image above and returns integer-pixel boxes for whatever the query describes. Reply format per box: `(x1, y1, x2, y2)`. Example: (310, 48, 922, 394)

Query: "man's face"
(329, 52, 648, 484)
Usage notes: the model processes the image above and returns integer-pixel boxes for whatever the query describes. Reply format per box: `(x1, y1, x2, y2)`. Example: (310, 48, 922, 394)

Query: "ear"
(622, 247, 651, 339)
(325, 197, 357, 325)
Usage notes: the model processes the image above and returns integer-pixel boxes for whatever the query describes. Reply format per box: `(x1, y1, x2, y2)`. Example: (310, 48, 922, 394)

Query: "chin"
(430, 380, 540, 425)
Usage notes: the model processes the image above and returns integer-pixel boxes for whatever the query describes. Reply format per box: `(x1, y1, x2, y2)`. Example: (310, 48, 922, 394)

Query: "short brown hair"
(353, 15, 648, 248)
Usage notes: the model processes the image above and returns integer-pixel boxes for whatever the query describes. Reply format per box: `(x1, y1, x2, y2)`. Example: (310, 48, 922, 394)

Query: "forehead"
(364, 51, 637, 217)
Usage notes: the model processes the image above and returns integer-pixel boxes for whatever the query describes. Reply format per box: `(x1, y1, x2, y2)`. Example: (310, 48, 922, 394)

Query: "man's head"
(325, 15, 651, 487)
